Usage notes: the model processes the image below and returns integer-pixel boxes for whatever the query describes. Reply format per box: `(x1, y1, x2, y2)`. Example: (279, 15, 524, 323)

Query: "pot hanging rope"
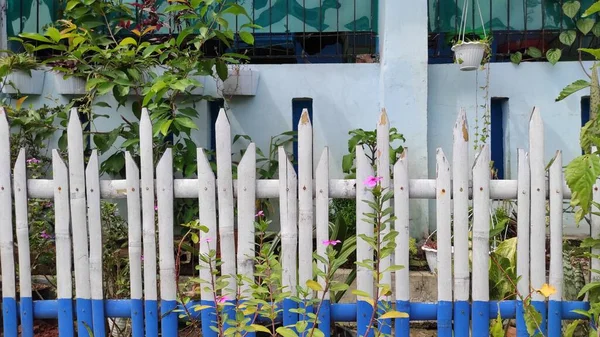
(451, 0, 489, 71)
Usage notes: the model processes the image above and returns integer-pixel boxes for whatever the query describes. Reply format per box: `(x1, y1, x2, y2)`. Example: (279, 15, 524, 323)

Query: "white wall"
(428, 61, 593, 236)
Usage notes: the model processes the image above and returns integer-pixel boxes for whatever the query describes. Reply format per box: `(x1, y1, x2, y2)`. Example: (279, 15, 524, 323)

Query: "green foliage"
(341, 128, 405, 179)
(0, 52, 40, 77)
(565, 154, 600, 223)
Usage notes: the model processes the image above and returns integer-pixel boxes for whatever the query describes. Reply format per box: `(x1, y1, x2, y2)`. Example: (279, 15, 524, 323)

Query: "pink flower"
(140, 255, 144, 261)
(154, 204, 158, 211)
(44, 202, 53, 208)
(322, 240, 341, 246)
(255, 210, 264, 218)
(216, 296, 228, 304)
(201, 237, 213, 243)
(26, 158, 40, 165)
(363, 176, 383, 188)
(40, 230, 53, 240)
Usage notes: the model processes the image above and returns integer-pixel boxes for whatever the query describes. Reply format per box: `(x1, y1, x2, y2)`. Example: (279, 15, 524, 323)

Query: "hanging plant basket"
(452, 41, 488, 71)
(2, 70, 45, 95)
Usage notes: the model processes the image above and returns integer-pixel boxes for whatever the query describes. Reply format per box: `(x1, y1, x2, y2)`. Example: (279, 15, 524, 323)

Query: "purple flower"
(322, 239, 342, 246)
(44, 202, 53, 208)
(201, 237, 213, 243)
(26, 158, 40, 165)
(255, 210, 264, 218)
(216, 296, 228, 304)
(154, 204, 158, 211)
(40, 230, 53, 240)
(363, 176, 383, 188)
(140, 255, 144, 261)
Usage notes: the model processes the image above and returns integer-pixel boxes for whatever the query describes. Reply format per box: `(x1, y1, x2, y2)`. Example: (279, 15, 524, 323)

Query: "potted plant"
(451, 37, 491, 71)
(0, 53, 45, 94)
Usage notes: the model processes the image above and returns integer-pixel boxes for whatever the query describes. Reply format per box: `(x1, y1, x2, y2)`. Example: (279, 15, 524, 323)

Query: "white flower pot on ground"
(108, 317, 130, 337)
(220, 67, 259, 96)
(422, 246, 455, 274)
(451, 41, 488, 71)
(54, 73, 86, 95)
(2, 70, 45, 95)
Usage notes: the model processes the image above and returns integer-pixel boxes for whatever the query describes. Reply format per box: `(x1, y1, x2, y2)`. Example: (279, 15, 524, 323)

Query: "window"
(292, 98, 313, 169)
(490, 98, 507, 179)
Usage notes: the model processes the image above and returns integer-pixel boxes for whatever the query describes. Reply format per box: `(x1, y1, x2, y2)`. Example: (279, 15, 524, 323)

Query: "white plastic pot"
(451, 41, 488, 71)
(2, 70, 45, 95)
(54, 74, 86, 95)
(422, 246, 455, 274)
(108, 317, 129, 337)
(220, 67, 259, 96)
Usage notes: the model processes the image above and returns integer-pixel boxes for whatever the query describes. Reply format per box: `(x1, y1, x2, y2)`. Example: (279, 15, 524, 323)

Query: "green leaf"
(510, 51, 522, 65)
(560, 30, 577, 46)
(66, 0, 79, 11)
(222, 4, 249, 17)
(556, 80, 590, 101)
(193, 305, 212, 312)
(276, 327, 298, 337)
(526, 47, 542, 58)
(239, 31, 254, 45)
(580, 48, 600, 59)
(546, 48, 562, 65)
(251, 325, 271, 334)
(379, 311, 409, 319)
(216, 61, 228, 82)
(565, 154, 600, 222)
(174, 116, 198, 130)
(119, 37, 137, 46)
(19, 32, 53, 43)
(46, 27, 61, 43)
(563, 1, 581, 19)
(583, 1, 600, 17)
(592, 22, 600, 37)
(306, 280, 323, 292)
(160, 119, 173, 136)
(490, 310, 504, 337)
(578, 18, 596, 35)
(577, 282, 600, 298)
(563, 320, 582, 337)
(164, 4, 191, 13)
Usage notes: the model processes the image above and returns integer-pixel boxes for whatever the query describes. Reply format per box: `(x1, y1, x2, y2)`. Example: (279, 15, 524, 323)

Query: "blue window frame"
(292, 98, 313, 169)
(490, 98, 507, 179)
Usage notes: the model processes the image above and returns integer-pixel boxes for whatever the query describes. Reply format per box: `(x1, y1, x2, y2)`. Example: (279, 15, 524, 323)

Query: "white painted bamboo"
(0, 109, 15, 302)
(394, 149, 410, 301)
(215, 109, 236, 290)
(14, 150, 32, 302)
(376, 109, 392, 292)
(472, 146, 490, 302)
(140, 108, 158, 304)
(549, 151, 563, 301)
(516, 150, 531, 296)
(53, 150, 73, 302)
(298, 109, 314, 293)
(436, 149, 452, 302)
(126, 152, 144, 303)
(316, 148, 330, 299)
(279, 147, 298, 297)
(356, 146, 375, 299)
(197, 148, 218, 300)
(529, 107, 545, 301)
(237, 143, 256, 293)
(85, 151, 104, 303)
(21, 177, 574, 200)
(157, 149, 176, 302)
(67, 109, 92, 304)
(592, 148, 600, 288)
(452, 109, 469, 302)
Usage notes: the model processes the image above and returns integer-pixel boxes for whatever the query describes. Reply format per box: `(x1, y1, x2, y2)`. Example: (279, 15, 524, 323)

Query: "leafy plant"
(341, 128, 405, 179)
(0, 52, 40, 76)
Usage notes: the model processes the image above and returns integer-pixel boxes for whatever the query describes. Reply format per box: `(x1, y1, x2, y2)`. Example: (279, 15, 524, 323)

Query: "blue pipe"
(21, 299, 592, 321)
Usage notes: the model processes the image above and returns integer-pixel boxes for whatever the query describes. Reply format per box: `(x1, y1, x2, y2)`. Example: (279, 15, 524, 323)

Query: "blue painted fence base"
(532, 300, 547, 335)
(437, 300, 452, 336)
(283, 298, 299, 327)
(58, 298, 74, 337)
(516, 300, 528, 337)
(472, 301, 490, 337)
(318, 299, 331, 337)
(91, 299, 106, 337)
(454, 301, 470, 336)
(200, 300, 218, 337)
(20, 297, 34, 337)
(3, 297, 18, 337)
(75, 298, 93, 337)
(548, 300, 562, 337)
(161, 299, 178, 335)
(357, 300, 374, 337)
(145, 299, 159, 337)
(131, 298, 145, 337)
(395, 300, 410, 337)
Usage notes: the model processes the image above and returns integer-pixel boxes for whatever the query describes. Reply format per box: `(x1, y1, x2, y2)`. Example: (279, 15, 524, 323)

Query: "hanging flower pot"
(53, 73, 87, 95)
(452, 41, 488, 71)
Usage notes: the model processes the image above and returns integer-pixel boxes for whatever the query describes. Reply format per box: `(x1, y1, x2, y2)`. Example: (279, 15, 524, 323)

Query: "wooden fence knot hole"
(400, 187, 404, 190)
(460, 187, 463, 192)
(75, 188, 79, 192)
(204, 187, 208, 191)
(58, 187, 62, 191)
(441, 189, 446, 193)
(303, 186, 307, 191)
(537, 188, 540, 192)
(480, 187, 483, 191)
(596, 187, 599, 191)
(131, 188, 135, 191)
(146, 187, 149, 191)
